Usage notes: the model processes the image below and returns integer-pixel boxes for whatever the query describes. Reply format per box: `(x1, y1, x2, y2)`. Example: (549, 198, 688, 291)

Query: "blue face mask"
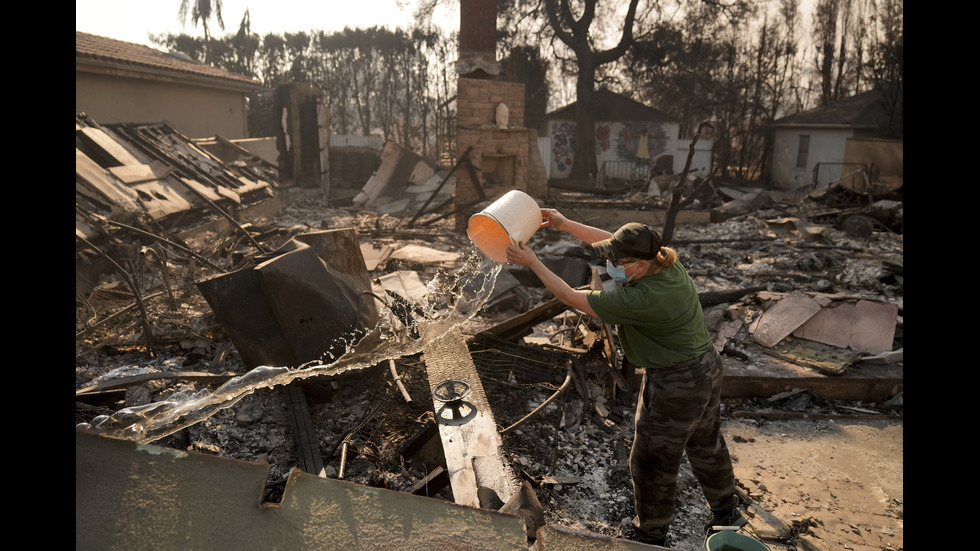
(606, 259, 636, 284)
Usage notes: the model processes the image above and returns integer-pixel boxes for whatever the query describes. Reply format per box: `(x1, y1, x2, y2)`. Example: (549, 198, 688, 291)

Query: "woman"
(505, 208, 744, 547)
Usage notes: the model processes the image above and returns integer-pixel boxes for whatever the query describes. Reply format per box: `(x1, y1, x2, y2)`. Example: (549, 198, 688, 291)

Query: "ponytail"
(656, 247, 677, 268)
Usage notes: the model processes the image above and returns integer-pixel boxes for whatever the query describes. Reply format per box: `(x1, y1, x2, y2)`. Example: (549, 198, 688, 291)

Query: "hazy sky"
(76, 0, 459, 48)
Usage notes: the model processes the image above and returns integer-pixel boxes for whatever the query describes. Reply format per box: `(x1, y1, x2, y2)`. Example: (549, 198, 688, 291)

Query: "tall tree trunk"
(544, 0, 639, 182)
(570, 63, 598, 180)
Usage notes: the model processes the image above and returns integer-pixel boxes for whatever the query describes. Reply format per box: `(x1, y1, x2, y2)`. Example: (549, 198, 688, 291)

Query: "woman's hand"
(540, 208, 568, 230)
(505, 240, 538, 267)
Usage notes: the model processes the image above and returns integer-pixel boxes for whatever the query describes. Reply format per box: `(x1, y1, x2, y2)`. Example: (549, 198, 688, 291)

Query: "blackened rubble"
(76, 180, 902, 551)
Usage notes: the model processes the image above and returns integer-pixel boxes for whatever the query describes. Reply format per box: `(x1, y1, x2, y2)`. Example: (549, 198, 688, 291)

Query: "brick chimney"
(456, 0, 501, 76)
(453, 0, 546, 232)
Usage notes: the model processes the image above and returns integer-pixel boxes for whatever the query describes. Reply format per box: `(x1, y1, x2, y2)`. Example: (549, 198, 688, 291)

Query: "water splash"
(78, 249, 503, 443)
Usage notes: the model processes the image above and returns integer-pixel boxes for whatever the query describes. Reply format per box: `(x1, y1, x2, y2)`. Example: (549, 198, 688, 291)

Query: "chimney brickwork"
(458, 0, 498, 60)
(454, 1, 542, 232)
(456, 78, 525, 128)
(455, 77, 530, 232)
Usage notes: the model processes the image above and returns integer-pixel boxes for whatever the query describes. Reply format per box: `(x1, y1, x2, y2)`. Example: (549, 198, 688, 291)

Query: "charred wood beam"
(730, 410, 903, 422)
(472, 296, 570, 343)
(747, 271, 826, 282)
(795, 243, 867, 252)
(361, 230, 457, 241)
(570, 359, 590, 400)
(722, 375, 902, 402)
(698, 287, 767, 307)
(283, 384, 326, 477)
(546, 180, 623, 195)
(673, 237, 773, 245)
(463, 155, 488, 201)
(417, 153, 489, 226)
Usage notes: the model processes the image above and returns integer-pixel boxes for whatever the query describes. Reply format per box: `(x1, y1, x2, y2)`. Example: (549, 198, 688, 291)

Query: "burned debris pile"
(77, 121, 901, 549)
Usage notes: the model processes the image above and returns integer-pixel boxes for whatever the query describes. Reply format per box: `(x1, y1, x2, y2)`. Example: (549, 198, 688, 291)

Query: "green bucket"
(703, 530, 770, 551)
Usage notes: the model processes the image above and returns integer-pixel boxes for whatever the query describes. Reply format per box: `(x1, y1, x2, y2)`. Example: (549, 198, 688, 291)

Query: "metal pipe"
(389, 359, 413, 403)
(338, 440, 349, 479)
(500, 368, 573, 435)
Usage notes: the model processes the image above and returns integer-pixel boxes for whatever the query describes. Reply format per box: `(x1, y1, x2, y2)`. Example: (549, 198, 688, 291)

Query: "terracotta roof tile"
(76, 31, 262, 89)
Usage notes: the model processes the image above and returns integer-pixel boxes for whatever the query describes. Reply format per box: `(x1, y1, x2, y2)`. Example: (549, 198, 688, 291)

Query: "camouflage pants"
(630, 347, 738, 540)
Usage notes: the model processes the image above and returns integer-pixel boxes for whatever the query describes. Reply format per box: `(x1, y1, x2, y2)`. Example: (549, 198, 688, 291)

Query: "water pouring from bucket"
(467, 190, 542, 263)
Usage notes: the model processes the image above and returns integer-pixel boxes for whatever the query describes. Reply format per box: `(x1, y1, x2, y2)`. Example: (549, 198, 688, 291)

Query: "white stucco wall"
(76, 72, 250, 139)
(546, 119, 680, 179)
(770, 127, 856, 189)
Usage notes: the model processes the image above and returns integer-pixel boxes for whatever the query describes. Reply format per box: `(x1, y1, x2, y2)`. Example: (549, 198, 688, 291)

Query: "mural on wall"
(551, 121, 575, 173)
(616, 122, 668, 163)
(549, 120, 671, 178)
(596, 125, 611, 153)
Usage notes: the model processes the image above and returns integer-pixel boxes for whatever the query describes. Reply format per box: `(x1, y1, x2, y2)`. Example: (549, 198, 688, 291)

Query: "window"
(796, 135, 810, 169)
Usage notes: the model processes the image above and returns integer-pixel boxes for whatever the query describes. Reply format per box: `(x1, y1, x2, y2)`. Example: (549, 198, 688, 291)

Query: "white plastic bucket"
(467, 190, 541, 263)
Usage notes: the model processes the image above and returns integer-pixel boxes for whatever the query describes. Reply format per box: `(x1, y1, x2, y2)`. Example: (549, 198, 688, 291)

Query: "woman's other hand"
(505, 241, 538, 267)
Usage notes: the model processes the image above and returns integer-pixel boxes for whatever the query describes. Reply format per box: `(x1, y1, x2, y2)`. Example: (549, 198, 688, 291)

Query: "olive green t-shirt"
(586, 261, 712, 369)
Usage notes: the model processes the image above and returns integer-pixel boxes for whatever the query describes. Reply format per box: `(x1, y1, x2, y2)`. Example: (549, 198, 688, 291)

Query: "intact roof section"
(547, 88, 677, 123)
(76, 31, 262, 90)
(772, 89, 890, 128)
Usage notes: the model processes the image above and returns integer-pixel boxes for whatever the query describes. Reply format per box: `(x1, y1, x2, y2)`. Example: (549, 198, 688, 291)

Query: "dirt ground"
(723, 416, 903, 551)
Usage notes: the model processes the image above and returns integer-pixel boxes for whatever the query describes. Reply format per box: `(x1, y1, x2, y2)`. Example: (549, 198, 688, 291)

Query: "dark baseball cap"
(592, 223, 663, 260)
